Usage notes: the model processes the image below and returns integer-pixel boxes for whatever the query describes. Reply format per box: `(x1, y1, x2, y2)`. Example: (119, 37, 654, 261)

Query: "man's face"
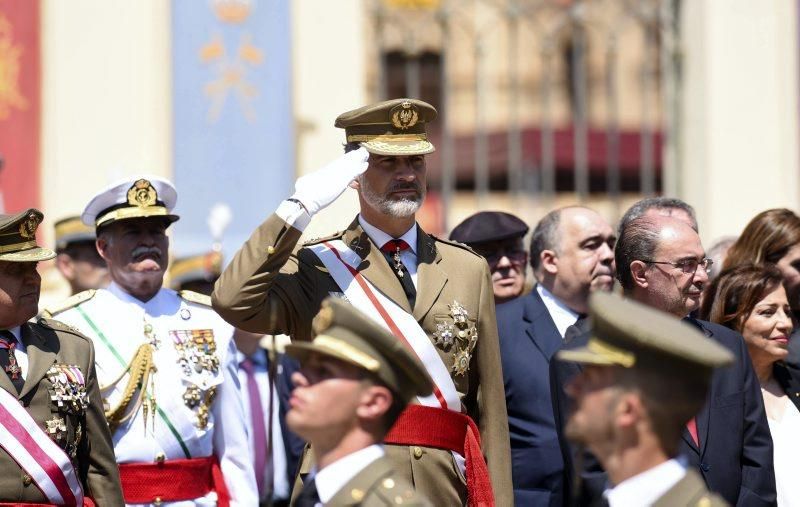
(357, 154, 427, 218)
(564, 365, 621, 450)
(641, 221, 709, 317)
(472, 237, 527, 304)
(549, 208, 616, 311)
(97, 218, 169, 300)
(776, 244, 800, 311)
(286, 352, 369, 442)
(56, 242, 109, 293)
(0, 261, 41, 328)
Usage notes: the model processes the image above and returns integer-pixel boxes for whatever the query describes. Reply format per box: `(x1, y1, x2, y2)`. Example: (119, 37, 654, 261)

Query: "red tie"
(380, 239, 411, 254)
(687, 417, 699, 447)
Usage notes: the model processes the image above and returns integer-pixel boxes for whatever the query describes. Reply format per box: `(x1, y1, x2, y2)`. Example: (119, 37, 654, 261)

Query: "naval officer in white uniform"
(46, 176, 257, 506)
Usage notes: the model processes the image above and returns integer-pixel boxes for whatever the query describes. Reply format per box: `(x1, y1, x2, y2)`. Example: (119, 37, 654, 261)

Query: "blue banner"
(171, 0, 293, 260)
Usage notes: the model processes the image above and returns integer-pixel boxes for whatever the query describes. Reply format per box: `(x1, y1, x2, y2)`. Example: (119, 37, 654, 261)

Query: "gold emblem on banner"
(0, 14, 28, 120)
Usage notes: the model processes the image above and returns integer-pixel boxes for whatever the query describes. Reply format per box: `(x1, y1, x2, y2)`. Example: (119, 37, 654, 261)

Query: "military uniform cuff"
(276, 199, 311, 231)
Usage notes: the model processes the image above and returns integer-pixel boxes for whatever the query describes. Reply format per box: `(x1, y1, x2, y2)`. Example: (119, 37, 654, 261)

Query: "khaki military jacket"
(0, 319, 123, 505)
(326, 456, 431, 506)
(213, 213, 513, 506)
(652, 470, 729, 507)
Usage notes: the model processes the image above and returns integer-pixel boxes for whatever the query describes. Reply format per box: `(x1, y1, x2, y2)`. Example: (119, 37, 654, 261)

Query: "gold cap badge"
(19, 212, 40, 239)
(390, 100, 419, 130)
(127, 179, 158, 208)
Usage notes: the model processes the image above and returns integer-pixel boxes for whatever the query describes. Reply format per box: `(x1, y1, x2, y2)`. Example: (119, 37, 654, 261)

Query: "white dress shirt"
(359, 215, 419, 290)
(606, 458, 687, 507)
(53, 283, 258, 506)
(236, 349, 290, 501)
(536, 284, 579, 338)
(314, 444, 385, 505)
(764, 391, 800, 506)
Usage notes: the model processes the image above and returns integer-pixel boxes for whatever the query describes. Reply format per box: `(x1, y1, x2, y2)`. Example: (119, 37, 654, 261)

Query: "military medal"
(0, 340, 21, 380)
(183, 385, 202, 408)
(45, 416, 67, 443)
(391, 246, 404, 278)
(440, 301, 479, 377)
(433, 322, 456, 350)
(46, 364, 89, 413)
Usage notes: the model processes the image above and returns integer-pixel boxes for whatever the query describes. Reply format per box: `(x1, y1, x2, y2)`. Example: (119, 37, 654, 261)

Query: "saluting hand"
(291, 147, 370, 215)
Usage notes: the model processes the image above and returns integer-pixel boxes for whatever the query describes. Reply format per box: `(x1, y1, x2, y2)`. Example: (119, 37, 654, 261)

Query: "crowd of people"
(0, 97, 797, 506)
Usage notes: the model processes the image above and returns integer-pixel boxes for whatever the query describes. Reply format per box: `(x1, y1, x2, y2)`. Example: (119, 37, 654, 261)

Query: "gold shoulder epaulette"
(43, 289, 96, 317)
(303, 230, 345, 246)
(179, 290, 212, 307)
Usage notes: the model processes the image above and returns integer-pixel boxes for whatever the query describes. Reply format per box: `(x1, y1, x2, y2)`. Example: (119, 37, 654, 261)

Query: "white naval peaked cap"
(81, 175, 180, 228)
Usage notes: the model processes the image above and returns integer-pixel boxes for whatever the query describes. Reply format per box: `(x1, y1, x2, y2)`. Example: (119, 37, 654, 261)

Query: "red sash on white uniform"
(0, 388, 83, 506)
(309, 240, 460, 411)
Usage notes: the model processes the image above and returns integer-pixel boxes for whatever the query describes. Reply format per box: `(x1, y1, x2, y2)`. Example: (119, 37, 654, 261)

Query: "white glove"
(290, 147, 369, 215)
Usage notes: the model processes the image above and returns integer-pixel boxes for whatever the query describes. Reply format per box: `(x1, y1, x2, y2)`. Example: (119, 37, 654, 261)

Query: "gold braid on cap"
(103, 343, 156, 433)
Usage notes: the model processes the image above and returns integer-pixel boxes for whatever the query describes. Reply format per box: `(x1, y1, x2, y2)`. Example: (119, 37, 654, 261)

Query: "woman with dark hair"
(723, 208, 800, 312)
(701, 264, 799, 505)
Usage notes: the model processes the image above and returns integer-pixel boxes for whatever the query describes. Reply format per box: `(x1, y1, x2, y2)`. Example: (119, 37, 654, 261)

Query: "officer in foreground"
(53, 215, 109, 295)
(558, 292, 731, 506)
(214, 98, 512, 505)
(286, 297, 431, 506)
(0, 209, 123, 505)
(47, 177, 257, 505)
(449, 211, 530, 304)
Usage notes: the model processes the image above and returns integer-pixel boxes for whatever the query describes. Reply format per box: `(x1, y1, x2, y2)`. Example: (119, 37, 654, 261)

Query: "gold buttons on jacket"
(154, 497, 163, 506)
(350, 488, 364, 501)
(412, 446, 423, 459)
(22, 473, 32, 486)
(382, 478, 395, 489)
(155, 452, 166, 463)
(267, 246, 276, 255)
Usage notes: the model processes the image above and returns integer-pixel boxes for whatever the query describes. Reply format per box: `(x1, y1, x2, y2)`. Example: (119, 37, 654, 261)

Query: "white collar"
(536, 284, 579, 338)
(107, 281, 174, 314)
(358, 215, 417, 255)
(314, 444, 385, 503)
(607, 458, 687, 507)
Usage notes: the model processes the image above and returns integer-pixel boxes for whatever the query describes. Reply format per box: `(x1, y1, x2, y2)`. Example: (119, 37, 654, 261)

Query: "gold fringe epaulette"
(41, 289, 96, 318)
(179, 290, 212, 307)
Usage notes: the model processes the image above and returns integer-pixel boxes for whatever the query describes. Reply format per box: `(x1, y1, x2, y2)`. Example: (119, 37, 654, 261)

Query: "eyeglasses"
(643, 257, 713, 274)
(474, 248, 528, 271)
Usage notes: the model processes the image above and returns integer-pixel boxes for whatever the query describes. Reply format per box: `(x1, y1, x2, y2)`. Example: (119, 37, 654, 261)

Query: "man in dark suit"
(496, 206, 615, 506)
(553, 214, 776, 506)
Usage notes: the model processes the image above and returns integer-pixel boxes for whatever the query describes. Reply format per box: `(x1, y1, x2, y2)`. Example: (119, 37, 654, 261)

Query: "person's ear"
(356, 385, 393, 422)
(540, 250, 558, 276)
(630, 261, 649, 289)
(55, 253, 75, 281)
(616, 392, 642, 430)
(96, 238, 112, 264)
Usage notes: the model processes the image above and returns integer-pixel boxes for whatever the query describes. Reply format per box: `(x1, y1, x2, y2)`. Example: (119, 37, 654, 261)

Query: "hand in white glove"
(290, 147, 370, 215)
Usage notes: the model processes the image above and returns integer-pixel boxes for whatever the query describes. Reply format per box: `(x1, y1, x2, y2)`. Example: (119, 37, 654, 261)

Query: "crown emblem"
(391, 101, 419, 130)
(19, 212, 40, 239)
(127, 179, 158, 208)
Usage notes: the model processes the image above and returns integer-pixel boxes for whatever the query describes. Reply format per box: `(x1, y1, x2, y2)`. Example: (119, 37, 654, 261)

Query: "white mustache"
(131, 246, 162, 260)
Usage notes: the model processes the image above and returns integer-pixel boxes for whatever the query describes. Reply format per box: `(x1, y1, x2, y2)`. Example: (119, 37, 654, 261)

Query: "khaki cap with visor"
(335, 98, 437, 156)
(0, 209, 56, 262)
(285, 297, 433, 403)
(54, 215, 96, 252)
(557, 292, 734, 373)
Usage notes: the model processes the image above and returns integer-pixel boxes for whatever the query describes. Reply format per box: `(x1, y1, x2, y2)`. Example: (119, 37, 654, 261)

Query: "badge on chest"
(46, 363, 88, 414)
(170, 329, 220, 429)
(433, 301, 479, 377)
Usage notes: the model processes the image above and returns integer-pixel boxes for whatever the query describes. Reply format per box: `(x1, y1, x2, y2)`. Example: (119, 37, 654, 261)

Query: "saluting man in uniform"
(0, 209, 123, 505)
(286, 297, 432, 507)
(558, 292, 731, 507)
(213, 98, 513, 505)
(46, 177, 257, 506)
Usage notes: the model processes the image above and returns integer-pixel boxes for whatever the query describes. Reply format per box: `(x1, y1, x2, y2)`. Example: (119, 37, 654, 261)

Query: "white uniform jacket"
(49, 283, 257, 506)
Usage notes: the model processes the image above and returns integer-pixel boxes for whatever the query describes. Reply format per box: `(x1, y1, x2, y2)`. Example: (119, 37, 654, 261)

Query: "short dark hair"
(619, 197, 697, 234)
(530, 209, 562, 271)
(615, 217, 660, 292)
(616, 365, 710, 457)
(700, 263, 785, 330)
